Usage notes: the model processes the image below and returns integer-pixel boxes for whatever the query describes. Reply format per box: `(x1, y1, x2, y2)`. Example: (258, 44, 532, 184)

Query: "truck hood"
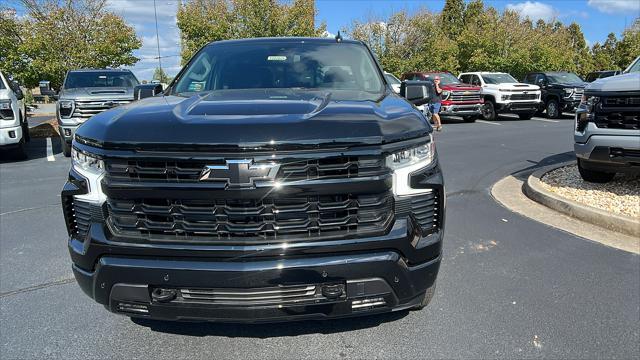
(75, 89, 429, 150)
(587, 72, 640, 92)
(59, 87, 134, 101)
(485, 83, 539, 91)
(551, 82, 588, 89)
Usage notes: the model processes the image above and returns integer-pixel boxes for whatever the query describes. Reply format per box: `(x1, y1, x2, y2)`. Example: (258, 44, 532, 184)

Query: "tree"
(440, 0, 465, 39)
(615, 18, 640, 68)
(0, 0, 141, 89)
(177, 0, 326, 64)
(153, 67, 172, 84)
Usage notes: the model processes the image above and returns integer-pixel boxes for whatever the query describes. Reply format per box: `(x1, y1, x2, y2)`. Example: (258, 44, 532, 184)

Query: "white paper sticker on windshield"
(267, 56, 287, 61)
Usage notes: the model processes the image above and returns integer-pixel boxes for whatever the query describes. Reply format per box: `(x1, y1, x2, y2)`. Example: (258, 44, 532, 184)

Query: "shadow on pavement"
(0, 134, 62, 164)
(509, 151, 575, 181)
(130, 310, 409, 338)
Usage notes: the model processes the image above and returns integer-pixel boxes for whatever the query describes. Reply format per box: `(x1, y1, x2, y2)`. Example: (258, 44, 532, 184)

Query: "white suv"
(459, 72, 541, 120)
(0, 71, 29, 159)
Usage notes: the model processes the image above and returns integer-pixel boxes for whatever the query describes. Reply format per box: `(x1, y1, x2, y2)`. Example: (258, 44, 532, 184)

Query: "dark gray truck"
(57, 69, 139, 156)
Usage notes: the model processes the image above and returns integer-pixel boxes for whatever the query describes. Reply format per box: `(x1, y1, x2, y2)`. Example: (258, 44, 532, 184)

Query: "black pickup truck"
(523, 71, 588, 118)
(61, 37, 445, 322)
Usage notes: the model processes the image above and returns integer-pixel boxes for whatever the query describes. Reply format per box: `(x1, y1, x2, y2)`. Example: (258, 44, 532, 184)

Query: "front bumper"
(440, 103, 482, 116)
(58, 123, 79, 143)
(496, 101, 541, 113)
(72, 251, 440, 322)
(0, 125, 23, 146)
(574, 135, 640, 174)
(63, 156, 445, 322)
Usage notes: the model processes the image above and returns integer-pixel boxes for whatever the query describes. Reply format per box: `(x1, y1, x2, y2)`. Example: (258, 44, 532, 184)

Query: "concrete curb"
(523, 161, 640, 238)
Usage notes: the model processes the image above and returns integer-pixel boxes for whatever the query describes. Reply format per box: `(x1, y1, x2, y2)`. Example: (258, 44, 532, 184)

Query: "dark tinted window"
(64, 71, 139, 89)
(384, 73, 401, 85)
(174, 42, 384, 100)
(459, 74, 471, 84)
(547, 73, 583, 83)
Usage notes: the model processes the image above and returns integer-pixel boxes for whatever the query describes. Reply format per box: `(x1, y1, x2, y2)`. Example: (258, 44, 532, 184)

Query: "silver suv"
(57, 69, 139, 156)
(574, 56, 640, 182)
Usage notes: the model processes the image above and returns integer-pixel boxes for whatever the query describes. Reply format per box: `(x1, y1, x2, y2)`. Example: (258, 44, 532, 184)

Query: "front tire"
(412, 282, 436, 310)
(577, 159, 615, 183)
(21, 114, 30, 142)
(463, 115, 478, 123)
(61, 135, 71, 157)
(482, 101, 496, 121)
(546, 99, 560, 119)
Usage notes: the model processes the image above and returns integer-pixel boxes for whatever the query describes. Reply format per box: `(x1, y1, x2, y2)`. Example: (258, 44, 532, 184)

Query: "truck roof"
(207, 37, 362, 46)
(67, 68, 134, 73)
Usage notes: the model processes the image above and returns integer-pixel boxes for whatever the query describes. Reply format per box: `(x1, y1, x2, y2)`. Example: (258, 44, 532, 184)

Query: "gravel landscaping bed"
(540, 165, 640, 218)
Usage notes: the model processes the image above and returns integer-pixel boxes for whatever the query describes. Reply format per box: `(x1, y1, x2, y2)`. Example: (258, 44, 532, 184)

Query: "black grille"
(107, 193, 393, 243)
(602, 96, 640, 107)
(395, 190, 440, 235)
(509, 93, 538, 101)
(594, 113, 640, 130)
(105, 156, 386, 183)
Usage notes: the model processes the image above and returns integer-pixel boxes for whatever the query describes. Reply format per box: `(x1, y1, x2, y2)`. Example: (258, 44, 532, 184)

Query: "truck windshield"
(626, 57, 640, 73)
(423, 73, 460, 85)
(64, 72, 139, 89)
(173, 42, 385, 100)
(547, 73, 583, 83)
(483, 73, 517, 84)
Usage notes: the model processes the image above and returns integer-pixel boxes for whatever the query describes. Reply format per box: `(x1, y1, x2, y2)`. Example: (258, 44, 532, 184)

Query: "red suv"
(401, 71, 483, 122)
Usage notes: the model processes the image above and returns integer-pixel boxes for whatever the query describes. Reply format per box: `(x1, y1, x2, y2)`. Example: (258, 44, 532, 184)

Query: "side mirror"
(15, 88, 24, 100)
(537, 79, 547, 87)
(400, 80, 433, 106)
(134, 84, 163, 100)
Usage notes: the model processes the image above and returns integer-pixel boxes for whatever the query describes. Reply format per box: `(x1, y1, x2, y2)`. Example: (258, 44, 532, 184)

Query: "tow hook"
(321, 284, 345, 300)
(151, 288, 177, 303)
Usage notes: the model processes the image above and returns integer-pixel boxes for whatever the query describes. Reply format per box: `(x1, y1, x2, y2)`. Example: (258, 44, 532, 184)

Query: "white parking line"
(476, 120, 502, 126)
(531, 118, 560, 123)
(46, 137, 55, 161)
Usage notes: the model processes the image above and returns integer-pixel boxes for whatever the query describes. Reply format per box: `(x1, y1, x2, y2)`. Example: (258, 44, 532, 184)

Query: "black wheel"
(481, 101, 496, 121)
(61, 135, 71, 157)
(21, 114, 30, 142)
(11, 141, 27, 160)
(412, 282, 436, 310)
(518, 112, 536, 120)
(545, 99, 560, 119)
(577, 159, 615, 183)
(462, 115, 478, 123)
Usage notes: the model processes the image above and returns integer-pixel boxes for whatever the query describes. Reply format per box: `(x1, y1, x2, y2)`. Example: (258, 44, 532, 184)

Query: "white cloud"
(106, 0, 182, 80)
(506, 1, 559, 22)
(587, 0, 640, 14)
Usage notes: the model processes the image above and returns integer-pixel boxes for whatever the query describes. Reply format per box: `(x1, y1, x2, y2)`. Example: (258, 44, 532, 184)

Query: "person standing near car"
(431, 76, 443, 131)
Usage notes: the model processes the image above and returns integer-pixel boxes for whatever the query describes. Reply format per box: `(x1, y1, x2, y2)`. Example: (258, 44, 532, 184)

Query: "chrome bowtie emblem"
(199, 159, 279, 188)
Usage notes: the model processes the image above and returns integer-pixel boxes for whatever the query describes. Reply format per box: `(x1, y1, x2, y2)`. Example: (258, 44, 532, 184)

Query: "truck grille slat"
(107, 194, 394, 243)
(71, 99, 132, 120)
(450, 90, 481, 102)
(104, 156, 386, 183)
(594, 95, 640, 130)
(173, 284, 334, 305)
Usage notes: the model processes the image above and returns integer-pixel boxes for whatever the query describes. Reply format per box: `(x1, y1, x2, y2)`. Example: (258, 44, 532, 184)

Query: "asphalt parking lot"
(1, 114, 638, 359)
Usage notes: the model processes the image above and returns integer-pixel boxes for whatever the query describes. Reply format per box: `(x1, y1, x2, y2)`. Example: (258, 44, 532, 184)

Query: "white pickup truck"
(459, 72, 541, 120)
(0, 71, 29, 159)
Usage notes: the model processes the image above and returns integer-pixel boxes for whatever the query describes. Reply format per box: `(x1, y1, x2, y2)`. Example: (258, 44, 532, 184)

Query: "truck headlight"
(501, 94, 510, 101)
(386, 135, 435, 196)
(58, 100, 74, 118)
(441, 90, 450, 100)
(0, 100, 13, 119)
(580, 94, 600, 113)
(71, 147, 106, 204)
(564, 88, 574, 97)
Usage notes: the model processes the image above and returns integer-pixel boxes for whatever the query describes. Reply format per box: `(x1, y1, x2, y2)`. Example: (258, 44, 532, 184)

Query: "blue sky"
(8, 0, 640, 80)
